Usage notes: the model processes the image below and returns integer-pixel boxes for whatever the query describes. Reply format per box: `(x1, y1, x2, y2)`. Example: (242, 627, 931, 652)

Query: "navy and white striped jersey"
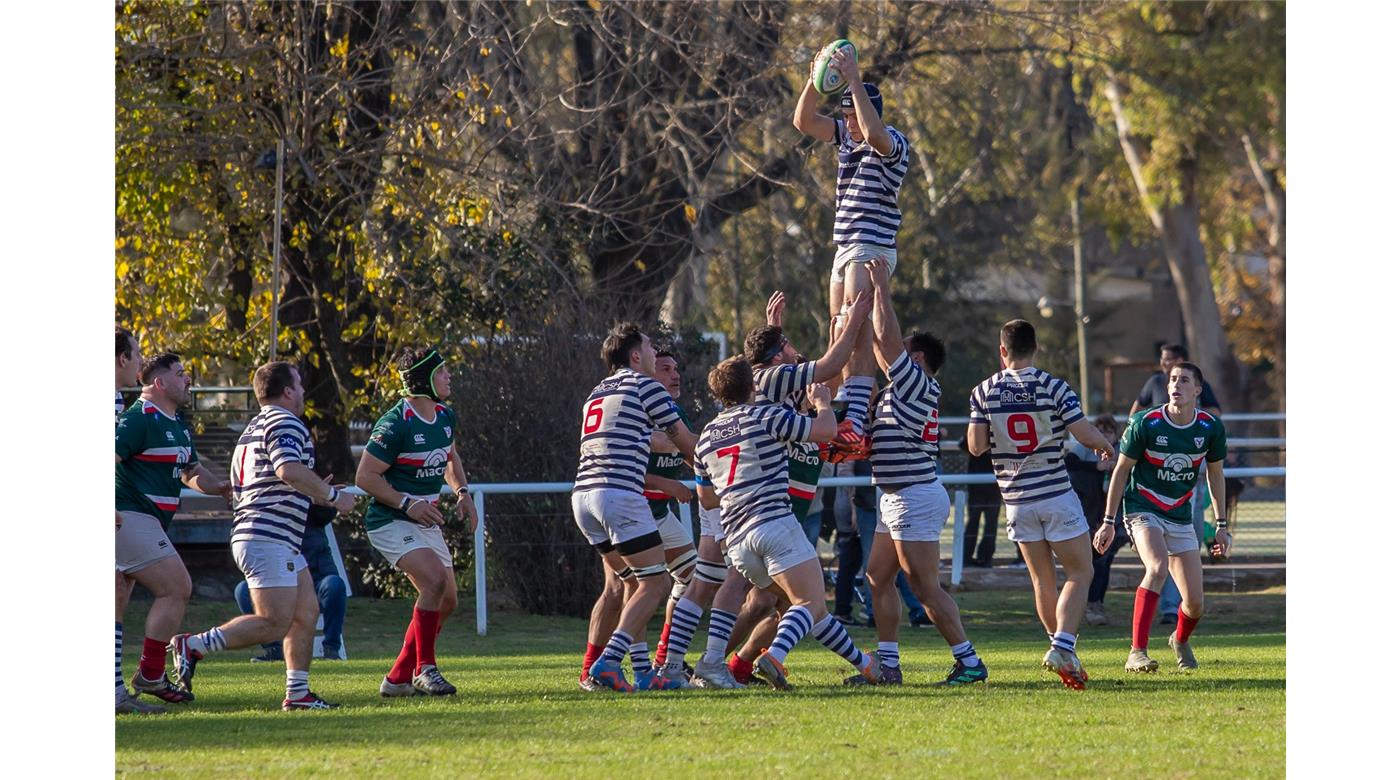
(230, 404, 316, 551)
(694, 404, 813, 546)
(831, 119, 910, 249)
(574, 368, 682, 494)
(753, 360, 817, 409)
(869, 352, 941, 487)
(968, 367, 1085, 505)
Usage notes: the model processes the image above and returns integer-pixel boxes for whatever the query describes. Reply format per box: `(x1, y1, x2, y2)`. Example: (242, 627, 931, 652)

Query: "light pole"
(255, 140, 285, 362)
(1071, 186, 1090, 413)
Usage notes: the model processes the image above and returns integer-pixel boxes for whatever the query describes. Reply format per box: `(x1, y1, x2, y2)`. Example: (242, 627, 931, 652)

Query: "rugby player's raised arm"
(804, 383, 838, 443)
(866, 260, 903, 373)
(1095, 452, 1137, 554)
(793, 77, 836, 143)
(811, 289, 872, 384)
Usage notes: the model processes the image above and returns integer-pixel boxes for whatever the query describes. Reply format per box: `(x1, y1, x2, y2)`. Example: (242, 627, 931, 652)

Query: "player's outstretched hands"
(407, 498, 445, 528)
(1092, 521, 1116, 554)
(766, 290, 785, 327)
(829, 47, 860, 84)
(806, 382, 833, 409)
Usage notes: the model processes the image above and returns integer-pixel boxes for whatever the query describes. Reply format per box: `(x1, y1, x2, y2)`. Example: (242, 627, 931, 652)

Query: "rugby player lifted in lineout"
(793, 44, 912, 443)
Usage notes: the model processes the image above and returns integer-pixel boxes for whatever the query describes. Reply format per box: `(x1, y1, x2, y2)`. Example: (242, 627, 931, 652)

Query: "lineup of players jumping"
(115, 50, 1231, 712)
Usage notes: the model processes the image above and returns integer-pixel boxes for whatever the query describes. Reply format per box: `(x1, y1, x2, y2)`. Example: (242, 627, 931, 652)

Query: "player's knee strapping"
(631, 562, 669, 579)
(614, 567, 634, 581)
(694, 558, 727, 585)
(667, 549, 697, 584)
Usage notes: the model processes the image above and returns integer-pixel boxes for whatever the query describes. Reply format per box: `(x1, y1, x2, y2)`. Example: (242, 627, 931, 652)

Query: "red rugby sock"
(1132, 587, 1160, 650)
(387, 620, 417, 684)
(1176, 611, 1200, 644)
(727, 654, 753, 684)
(139, 637, 167, 680)
(582, 642, 604, 681)
(413, 607, 441, 673)
(655, 621, 673, 667)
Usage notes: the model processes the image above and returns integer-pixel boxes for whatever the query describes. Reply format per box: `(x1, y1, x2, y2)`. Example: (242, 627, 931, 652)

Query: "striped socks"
(662, 598, 704, 670)
(188, 626, 227, 655)
(877, 640, 900, 669)
(628, 642, 652, 675)
(951, 640, 982, 667)
(841, 376, 876, 436)
(700, 609, 738, 665)
(811, 615, 868, 668)
(116, 622, 125, 699)
(285, 669, 309, 701)
(767, 606, 815, 664)
(601, 630, 633, 665)
(1051, 632, 1077, 654)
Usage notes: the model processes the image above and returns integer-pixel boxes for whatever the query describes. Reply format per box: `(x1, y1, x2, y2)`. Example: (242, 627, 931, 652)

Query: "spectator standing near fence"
(1066, 414, 1127, 626)
(1097, 362, 1230, 673)
(958, 434, 1002, 567)
(169, 361, 357, 710)
(355, 348, 478, 697)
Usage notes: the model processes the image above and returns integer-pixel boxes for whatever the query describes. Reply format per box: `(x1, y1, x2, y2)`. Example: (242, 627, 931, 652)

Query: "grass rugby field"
(116, 587, 1285, 778)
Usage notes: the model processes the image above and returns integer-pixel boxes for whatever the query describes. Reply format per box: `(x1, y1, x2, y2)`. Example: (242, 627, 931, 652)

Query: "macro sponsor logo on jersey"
(654, 453, 686, 469)
(415, 447, 452, 479)
(1156, 452, 1197, 483)
(788, 444, 821, 467)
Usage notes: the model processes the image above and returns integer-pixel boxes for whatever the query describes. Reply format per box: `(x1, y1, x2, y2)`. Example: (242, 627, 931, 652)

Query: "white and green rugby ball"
(811, 39, 857, 96)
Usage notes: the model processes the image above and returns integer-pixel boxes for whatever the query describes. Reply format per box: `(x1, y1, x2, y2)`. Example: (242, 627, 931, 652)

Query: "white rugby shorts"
(233, 539, 308, 589)
(831, 243, 898, 283)
(1005, 490, 1090, 544)
(698, 504, 725, 542)
(367, 520, 453, 569)
(1125, 512, 1201, 556)
(657, 508, 694, 550)
(116, 511, 180, 574)
(571, 488, 660, 549)
(728, 517, 817, 589)
(875, 481, 950, 543)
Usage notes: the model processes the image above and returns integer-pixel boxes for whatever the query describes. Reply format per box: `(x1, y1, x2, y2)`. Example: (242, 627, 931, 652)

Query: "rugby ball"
(811, 39, 857, 96)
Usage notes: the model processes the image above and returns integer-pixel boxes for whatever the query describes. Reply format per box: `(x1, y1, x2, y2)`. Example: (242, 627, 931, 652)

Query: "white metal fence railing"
(176, 466, 1283, 636)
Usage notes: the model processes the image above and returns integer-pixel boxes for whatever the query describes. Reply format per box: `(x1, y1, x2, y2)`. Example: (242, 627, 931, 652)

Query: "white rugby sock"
(877, 640, 900, 668)
(189, 627, 227, 655)
(841, 376, 876, 436)
(700, 609, 738, 665)
(285, 669, 309, 700)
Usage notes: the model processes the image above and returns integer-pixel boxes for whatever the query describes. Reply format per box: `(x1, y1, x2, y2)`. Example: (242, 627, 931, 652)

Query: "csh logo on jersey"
(708, 417, 745, 445)
(1157, 452, 1197, 482)
(415, 447, 452, 479)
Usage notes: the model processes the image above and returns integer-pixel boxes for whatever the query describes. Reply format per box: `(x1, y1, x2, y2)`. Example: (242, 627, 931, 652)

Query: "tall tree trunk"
(1105, 74, 1243, 410)
(1242, 132, 1285, 420)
